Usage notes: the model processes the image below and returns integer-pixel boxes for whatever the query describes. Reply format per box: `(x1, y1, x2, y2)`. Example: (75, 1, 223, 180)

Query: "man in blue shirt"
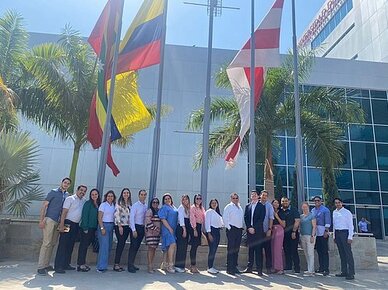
(311, 196, 331, 276)
(37, 177, 71, 276)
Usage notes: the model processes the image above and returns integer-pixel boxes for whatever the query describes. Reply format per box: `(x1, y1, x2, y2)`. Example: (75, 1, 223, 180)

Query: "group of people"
(36, 177, 356, 281)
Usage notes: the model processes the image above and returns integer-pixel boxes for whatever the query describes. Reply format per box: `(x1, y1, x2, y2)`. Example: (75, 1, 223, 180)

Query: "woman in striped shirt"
(144, 197, 161, 273)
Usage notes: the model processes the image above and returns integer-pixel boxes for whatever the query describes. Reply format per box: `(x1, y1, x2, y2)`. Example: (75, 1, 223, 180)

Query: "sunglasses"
(232, 197, 239, 200)
(196, 197, 202, 200)
(152, 201, 159, 204)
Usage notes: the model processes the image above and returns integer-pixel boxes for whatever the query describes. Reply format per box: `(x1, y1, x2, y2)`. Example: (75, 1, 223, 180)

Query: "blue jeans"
(97, 222, 114, 270)
(208, 227, 220, 269)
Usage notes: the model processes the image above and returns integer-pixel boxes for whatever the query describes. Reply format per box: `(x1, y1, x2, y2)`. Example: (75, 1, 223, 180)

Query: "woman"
(113, 188, 132, 272)
(96, 190, 116, 273)
(189, 194, 205, 273)
(174, 194, 191, 273)
(300, 202, 317, 276)
(159, 193, 178, 273)
(205, 199, 223, 274)
(77, 188, 101, 272)
(271, 199, 286, 274)
(144, 197, 161, 273)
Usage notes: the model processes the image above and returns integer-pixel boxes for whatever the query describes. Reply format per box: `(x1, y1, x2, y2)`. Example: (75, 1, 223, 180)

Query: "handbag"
(201, 232, 208, 246)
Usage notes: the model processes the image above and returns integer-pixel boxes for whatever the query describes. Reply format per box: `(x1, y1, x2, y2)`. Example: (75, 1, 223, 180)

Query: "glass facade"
(311, 0, 353, 49)
(256, 86, 388, 239)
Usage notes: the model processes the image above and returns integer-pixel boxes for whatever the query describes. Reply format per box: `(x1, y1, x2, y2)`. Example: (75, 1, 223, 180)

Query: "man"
(37, 177, 71, 276)
(333, 197, 355, 280)
(311, 196, 331, 276)
(54, 185, 87, 273)
(260, 190, 274, 274)
(128, 189, 147, 273)
(358, 217, 370, 233)
(243, 190, 266, 276)
(281, 197, 300, 273)
(223, 192, 244, 275)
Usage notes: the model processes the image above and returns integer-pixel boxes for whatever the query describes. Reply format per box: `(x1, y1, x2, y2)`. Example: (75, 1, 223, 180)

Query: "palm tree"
(187, 51, 364, 205)
(0, 10, 43, 217)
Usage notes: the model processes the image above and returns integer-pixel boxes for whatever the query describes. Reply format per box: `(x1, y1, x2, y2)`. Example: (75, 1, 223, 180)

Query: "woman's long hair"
(181, 194, 190, 216)
(89, 188, 101, 208)
(149, 197, 160, 216)
(193, 194, 203, 209)
(208, 198, 221, 216)
(117, 187, 132, 207)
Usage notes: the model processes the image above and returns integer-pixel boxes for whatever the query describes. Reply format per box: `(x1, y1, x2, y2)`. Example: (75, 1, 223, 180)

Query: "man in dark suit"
(243, 190, 266, 276)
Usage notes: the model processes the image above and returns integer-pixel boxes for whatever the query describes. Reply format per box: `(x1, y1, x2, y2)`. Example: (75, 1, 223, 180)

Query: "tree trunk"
(322, 165, 337, 211)
(68, 142, 81, 194)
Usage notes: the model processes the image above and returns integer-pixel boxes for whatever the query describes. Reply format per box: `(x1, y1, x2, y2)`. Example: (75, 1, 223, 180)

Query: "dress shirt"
(190, 205, 206, 228)
(223, 202, 244, 230)
(205, 209, 224, 232)
(333, 207, 354, 240)
(263, 201, 274, 232)
(63, 194, 85, 223)
(177, 204, 189, 227)
(130, 201, 147, 231)
(311, 205, 331, 236)
(250, 202, 257, 226)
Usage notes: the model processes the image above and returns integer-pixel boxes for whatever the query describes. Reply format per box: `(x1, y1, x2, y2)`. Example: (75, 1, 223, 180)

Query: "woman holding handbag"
(205, 199, 223, 274)
(188, 194, 206, 273)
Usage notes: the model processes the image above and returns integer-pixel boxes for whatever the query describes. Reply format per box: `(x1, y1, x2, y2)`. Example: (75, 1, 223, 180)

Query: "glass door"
(356, 205, 383, 239)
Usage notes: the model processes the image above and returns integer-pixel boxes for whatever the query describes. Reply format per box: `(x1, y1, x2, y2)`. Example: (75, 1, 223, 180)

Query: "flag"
(225, 0, 284, 168)
(117, 0, 164, 72)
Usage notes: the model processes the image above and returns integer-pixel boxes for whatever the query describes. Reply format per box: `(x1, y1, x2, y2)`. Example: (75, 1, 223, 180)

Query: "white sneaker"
(175, 267, 185, 273)
(207, 267, 218, 274)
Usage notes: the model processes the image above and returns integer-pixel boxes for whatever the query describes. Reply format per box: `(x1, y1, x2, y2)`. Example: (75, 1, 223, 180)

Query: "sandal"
(113, 265, 123, 272)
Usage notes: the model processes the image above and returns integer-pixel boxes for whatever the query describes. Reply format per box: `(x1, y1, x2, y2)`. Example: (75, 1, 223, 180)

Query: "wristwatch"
(100, 226, 104, 230)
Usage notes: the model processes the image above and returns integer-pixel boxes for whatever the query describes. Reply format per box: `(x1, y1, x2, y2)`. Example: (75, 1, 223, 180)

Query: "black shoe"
(346, 275, 355, 280)
(234, 269, 242, 274)
(37, 268, 47, 276)
(315, 269, 324, 273)
(45, 266, 54, 271)
(134, 265, 140, 271)
(323, 271, 330, 276)
(127, 267, 136, 273)
(284, 268, 292, 271)
(335, 273, 347, 277)
(257, 271, 263, 276)
(226, 270, 236, 275)
(243, 267, 253, 273)
(55, 268, 66, 274)
(294, 270, 301, 274)
(65, 265, 76, 270)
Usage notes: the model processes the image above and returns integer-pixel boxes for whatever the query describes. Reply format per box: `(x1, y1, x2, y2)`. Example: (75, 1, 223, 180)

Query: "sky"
(0, 0, 326, 53)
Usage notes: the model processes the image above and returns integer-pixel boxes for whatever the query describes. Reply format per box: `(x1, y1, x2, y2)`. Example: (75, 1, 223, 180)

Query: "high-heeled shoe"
(77, 265, 90, 272)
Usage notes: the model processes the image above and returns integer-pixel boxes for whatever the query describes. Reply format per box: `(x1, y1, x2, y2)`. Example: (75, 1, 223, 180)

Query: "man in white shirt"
(127, 189, 147, 272)
(54, 185, 87, 273)
(333, 197, 355, 280)
(223, 192, 244, 275)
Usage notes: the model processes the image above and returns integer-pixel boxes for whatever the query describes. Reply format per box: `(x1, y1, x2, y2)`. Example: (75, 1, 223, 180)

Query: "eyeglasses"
(196, 197, 202, 200)
(152, 201, 159, 204)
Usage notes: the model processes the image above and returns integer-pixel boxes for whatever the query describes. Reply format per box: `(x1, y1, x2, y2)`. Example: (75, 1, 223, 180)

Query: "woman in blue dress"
(159, 193, 178, 273)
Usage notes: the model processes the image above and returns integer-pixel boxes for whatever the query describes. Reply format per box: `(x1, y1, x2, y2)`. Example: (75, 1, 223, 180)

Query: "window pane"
(349, 98, 372, 124)
(370, 90, 387, 99)
(351, 142, 376, 170)
(382, 192, 388, 205)
(380, 172, 388, 191)
(339, 142, 351, 169)
(308, 189, 322, 201)
(377, 144, 388, 170)
(384, 208, 388, 236)
(353, 171, 379, 191)
(288, 166, 296, 187)
(256, 164, 264, 186)
(350, 125, 374, 142)
(338, 190, 354, 204)
(274, 166, 287, 189)
(273, 138, 286, 165)
(336, 170, 353, 190)
(287, 138, 295, 165)
(372, 99, 388, 125)
(375, 126, 388, 143)
(346, 88, 362, 98)
(307, 168, 322, 188)
(355, 191, 381, 205)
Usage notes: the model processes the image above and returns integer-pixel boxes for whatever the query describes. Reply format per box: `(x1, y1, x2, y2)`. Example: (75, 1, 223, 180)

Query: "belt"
(335, 229, 348, 232)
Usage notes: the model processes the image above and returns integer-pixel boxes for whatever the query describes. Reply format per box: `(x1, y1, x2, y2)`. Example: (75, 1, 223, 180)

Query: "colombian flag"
(87, 0, 161, 176)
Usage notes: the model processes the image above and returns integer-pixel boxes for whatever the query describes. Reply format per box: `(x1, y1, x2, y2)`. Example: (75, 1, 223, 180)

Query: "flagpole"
(291, 0, 305, 207)
(200, 0, 216, 206)
(248, 0, 256, 194)
(96, 1, 124, 194)
(149, 0, 168, 198)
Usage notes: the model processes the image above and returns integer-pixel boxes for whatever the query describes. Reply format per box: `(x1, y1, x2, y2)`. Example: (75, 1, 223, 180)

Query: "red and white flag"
(225, 0, 284, 168)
